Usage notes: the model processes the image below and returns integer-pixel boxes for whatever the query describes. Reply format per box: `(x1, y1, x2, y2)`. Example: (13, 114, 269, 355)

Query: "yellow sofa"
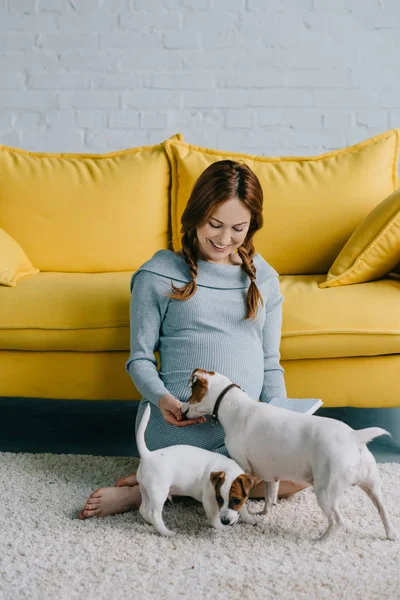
(1, 130, 399, 409)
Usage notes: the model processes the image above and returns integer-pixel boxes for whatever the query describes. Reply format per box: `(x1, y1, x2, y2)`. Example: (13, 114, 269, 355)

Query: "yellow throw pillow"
(165, 130, 399, 275)
(0, 133, 183, 273)
(0, 228, 39, 287)
(319, 188, 400, 288)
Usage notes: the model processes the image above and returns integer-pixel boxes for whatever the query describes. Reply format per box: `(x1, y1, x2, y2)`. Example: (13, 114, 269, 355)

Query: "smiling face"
(196, 197, 251, 264)
(210, 471, 259, 526)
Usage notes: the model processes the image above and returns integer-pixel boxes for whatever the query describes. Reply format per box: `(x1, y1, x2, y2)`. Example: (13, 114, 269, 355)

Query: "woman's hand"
(159, 394, 206, 427)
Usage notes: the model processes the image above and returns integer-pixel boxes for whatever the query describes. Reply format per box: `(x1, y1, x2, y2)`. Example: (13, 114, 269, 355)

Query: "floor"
(1, 397, 399, 463)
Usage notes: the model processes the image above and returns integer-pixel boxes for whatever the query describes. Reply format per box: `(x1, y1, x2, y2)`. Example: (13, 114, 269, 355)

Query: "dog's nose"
(221, 517, 231, 526)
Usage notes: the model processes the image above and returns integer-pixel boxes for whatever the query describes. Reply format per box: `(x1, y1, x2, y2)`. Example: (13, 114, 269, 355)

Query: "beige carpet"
(1, 452, 400, 600)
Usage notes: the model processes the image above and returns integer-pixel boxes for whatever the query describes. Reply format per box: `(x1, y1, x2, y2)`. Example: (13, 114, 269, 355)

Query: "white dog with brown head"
(136, 404, 259, 536)
(182, 369, 396, 542)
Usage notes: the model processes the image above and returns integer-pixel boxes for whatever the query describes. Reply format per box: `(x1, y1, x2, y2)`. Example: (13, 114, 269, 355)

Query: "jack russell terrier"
(136, 403, 259, 536)
(181, 369, 397, 542)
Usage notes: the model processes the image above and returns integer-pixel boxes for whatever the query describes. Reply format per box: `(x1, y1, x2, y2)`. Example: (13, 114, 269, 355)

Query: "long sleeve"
(125, 270, 172, 407)
(259, 276, 287, 403)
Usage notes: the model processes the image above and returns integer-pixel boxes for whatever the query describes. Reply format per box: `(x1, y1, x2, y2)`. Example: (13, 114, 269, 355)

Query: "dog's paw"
(159, 529, 175, 537)
(240, 513, 259, 526)
(386, 529, 397, 541)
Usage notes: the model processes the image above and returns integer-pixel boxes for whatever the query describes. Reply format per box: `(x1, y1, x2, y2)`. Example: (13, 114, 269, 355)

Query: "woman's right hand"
(159, 394, 206, 427)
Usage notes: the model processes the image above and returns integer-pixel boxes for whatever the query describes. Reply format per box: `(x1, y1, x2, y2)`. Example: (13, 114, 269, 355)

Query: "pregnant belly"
(159, 350, 264, 403)
(158, 369, 194, 403)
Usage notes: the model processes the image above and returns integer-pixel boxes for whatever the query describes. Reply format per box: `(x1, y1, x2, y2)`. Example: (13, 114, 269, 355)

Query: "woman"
(79, 159, 305, 520)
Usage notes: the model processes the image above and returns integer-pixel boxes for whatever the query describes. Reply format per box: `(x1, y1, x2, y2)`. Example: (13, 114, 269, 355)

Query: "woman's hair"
(170, 159, 264, 320)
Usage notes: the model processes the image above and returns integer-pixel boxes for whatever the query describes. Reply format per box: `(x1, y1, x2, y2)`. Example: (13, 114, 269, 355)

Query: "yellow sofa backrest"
(0, 135, 182, 273)
(165, 130, 399, 275)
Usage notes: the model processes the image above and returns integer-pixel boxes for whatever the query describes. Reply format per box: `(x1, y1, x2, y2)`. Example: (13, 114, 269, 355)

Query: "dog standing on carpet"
(136, 404, 259, 536)
(182, 369, 397, 542)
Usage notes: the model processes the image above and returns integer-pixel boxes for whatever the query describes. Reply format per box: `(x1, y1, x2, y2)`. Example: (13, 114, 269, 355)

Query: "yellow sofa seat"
(0, 272, 131, 351)
(1, 350, 399, 406)
(1, 272, 399, 363)
(280, 275, 400, 360)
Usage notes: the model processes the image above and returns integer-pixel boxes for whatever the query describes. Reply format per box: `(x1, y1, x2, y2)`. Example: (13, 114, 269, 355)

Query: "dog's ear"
(210, 471, 226, 489)
(190, 369, 207, 385)
(188, 371, 209, 404)
(237, 473, 261, 497)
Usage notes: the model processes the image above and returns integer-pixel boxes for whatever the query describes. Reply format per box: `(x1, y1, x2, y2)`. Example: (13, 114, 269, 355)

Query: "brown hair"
(170, 159, 264, 320)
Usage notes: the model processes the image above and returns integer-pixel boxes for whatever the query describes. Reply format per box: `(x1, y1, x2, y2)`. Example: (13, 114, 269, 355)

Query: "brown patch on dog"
(210, 471, 226, 507)
(229, 473, 261, 511)
(187, 369, 213, 404)
(188, 377, 208, 404)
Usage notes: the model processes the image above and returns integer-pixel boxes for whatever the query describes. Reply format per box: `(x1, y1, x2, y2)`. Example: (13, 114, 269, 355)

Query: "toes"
(86, 497, 101, 507)
(79, 507, 101, 519)
(90, 488, 105, 498)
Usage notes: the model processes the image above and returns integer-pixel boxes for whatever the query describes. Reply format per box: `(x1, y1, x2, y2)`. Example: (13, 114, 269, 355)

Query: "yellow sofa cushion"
(280, 274, 400, 360)
(0, 228, 39, 287)
(1, 270, 399, 362)
(319, 188, 400, 288)
(1, 349, 399, 406)
(0, 271, 131, 351)
(165, 130, 399, 275)
(0, 134, 182, 273)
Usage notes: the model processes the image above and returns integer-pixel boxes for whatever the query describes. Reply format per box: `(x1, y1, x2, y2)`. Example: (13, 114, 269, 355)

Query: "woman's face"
(196, 197, 251, 264)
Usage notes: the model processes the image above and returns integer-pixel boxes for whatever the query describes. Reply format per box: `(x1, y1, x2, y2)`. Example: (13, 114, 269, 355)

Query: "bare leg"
(249, 480, 309, 499)
(115, 473, 138, 487)
(78, 484, 141, 519)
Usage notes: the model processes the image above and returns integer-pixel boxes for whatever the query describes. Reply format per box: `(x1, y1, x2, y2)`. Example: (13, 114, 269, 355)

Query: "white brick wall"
(0, 0, 399, 155)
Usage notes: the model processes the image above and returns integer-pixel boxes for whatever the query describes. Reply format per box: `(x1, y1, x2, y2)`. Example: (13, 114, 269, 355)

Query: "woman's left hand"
(159, 394, 206, 427)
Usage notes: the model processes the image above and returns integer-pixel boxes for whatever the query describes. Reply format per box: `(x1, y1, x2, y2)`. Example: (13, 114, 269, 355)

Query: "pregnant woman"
(79, 159, 306, 519)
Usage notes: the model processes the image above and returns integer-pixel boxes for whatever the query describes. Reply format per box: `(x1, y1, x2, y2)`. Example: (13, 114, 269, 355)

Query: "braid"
(169, 231, 198, 300)
(237, 241, 264, 320)
(181, 233, 198, 282)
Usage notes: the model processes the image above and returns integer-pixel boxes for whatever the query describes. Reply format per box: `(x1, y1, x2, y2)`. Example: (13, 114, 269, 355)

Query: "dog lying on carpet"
(136, 403, 259, 536)
(181, 368, 397, 542)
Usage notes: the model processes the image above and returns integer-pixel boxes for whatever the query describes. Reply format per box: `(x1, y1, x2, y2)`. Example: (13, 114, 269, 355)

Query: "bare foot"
(115, 473, 138, 487)
(78, 485, 141, 520)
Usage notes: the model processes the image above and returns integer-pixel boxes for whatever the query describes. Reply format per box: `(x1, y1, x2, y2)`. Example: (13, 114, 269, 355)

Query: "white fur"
(182, 371, 397, 542)
(136, 404, 257, 536)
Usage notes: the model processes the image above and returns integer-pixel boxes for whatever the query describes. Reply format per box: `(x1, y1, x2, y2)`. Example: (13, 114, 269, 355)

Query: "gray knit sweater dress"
(125, 249, 286, 456)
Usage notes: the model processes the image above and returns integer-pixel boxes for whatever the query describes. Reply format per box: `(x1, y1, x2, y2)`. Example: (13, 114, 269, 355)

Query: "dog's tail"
(353, 427, 391, 446)
(136, 404, 151, 458)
